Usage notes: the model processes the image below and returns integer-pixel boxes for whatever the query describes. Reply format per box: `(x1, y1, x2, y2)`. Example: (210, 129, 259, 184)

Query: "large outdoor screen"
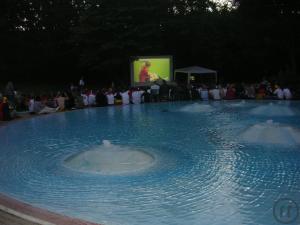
(131, 56, 173, 86)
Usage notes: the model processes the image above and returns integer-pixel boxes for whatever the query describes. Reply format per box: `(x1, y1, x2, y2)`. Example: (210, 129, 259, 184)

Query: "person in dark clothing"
(96, 89, 108, 107)
(159, 80, 169, 101)
(235, 83, 245, 99)
(65, 92, 75, 110)
(1, 97, 11, 121)
(5, 82, 15, 103)
(114, 91, 122, 105)
(191, 87, 200, 100)
(142, 88, 151, 103)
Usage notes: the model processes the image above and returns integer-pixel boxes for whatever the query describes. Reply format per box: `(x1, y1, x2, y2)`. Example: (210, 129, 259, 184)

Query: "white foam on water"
(64, 141, 155, 175)
(179, 103, 214, 113)
(240, 120, 300, 145)
(250, 103, 295, 116)
(230, 100, 246, 107)
(102, 140, 112, 147)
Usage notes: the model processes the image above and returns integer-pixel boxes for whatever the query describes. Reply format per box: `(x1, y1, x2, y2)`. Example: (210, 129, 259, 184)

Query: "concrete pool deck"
(0, 194, 102, 225)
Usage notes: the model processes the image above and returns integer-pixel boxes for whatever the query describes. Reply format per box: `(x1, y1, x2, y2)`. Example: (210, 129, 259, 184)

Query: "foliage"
(0, 0, 299, 85)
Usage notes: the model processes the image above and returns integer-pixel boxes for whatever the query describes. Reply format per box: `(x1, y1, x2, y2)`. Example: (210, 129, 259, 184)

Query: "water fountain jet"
(64, 141, 155, 175)
(240, 120, 300, 145)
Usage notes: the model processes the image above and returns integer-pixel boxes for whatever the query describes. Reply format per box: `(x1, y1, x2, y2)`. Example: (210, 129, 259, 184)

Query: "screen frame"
(130, 55, 173, 87)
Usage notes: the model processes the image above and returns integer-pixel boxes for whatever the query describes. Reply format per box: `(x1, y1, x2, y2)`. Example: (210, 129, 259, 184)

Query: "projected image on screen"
(132, 57, 172, 85)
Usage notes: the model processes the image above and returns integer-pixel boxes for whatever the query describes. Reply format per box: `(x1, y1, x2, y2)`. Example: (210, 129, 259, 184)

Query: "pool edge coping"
(0, 193, 102, 225)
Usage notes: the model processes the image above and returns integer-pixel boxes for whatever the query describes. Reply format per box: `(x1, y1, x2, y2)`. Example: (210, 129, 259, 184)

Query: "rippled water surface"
(0, 101, 300, 225)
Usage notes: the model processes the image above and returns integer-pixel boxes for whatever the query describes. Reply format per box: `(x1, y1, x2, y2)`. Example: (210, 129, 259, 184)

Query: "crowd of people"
(0, 78, 296, 122)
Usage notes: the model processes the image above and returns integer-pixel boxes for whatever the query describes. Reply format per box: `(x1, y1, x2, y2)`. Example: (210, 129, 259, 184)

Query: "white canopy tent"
(174, 66, 218, 84)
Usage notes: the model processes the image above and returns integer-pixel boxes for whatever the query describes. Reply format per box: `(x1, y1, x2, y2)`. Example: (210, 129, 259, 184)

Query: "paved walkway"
(0, 192, 102, 225)
(0, 209, 38, 225)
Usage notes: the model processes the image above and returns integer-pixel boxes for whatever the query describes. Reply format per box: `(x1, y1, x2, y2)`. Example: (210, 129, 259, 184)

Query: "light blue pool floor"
(0, 101, 299, 225)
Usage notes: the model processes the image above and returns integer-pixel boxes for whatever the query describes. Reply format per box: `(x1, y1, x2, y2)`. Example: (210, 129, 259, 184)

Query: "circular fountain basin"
(64, 141, 155, 175)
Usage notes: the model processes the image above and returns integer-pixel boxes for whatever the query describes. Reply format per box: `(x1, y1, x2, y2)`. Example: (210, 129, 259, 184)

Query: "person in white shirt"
(220, 86, 227, 99)
(132, 89, 143, 104)
(209, 86, 221, 100)
(56, 93, 66, 111)
(200, 85, 209, 100)
(29, 97, 35, 114)
(79, 77, 85, 88)
(283, 87, 292, 100)
(121, 90, 130, 105)
(70, 83, 76, 91)
(106, 89, 115, 105)
(81, 93, 89, 106)
(273, 85, 284, 100)
(245, 85, 255, 99)
(88, 90, 96, 106)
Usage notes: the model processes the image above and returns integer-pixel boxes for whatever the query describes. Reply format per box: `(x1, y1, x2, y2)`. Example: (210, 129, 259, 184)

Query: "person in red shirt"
(139, 61, 158, 83)
(139, 61, 151, 82)
(256, 85, 266, 99)
(225, 85, 236, 100)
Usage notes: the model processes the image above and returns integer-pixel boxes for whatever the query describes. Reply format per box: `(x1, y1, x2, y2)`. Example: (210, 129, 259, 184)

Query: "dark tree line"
(0, 0, 299, 86)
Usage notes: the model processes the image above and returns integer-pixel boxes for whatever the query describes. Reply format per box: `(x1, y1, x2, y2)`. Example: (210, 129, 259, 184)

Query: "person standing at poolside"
(283, 86, 292, 100)
(56, 92, 66, 111)
(96, 89, 108, 107)
(121, 89, 130, 105)
(132, 88, 143, 104)
(114, 91, 123, 105)
(225, 84, 236, 100)
(200, 85, 209, 100)
(150, 82, 160, 102)
(79, 77, 85, 91)
(209, 85, 221, 100)
(106, 88, 115, 105)
(28, 95, 35, 114)
(1, 97, 11, 121)
(245, 84, 255, 99)
(273, 85, 284, 100)
(4, 81, 15, 104)
(81, 90, 89, 106)
(88, 90, 96, 106)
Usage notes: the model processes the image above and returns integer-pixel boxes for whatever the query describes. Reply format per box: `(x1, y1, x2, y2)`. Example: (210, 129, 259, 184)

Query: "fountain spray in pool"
(179, 103, 214, 113)
(64, 140, 155, 175)
(250, 102, 295, 116)
(230, 100, 246, 107)
(102, 139, 112, 147)
(240, 120, 300, 145)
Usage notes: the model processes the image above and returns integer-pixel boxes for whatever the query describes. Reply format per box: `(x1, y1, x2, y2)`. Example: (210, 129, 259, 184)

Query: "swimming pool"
(0, 101, 300, 225)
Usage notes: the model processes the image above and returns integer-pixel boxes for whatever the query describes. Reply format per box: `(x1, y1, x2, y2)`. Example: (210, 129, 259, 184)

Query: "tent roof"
(174, 66, 217, 74)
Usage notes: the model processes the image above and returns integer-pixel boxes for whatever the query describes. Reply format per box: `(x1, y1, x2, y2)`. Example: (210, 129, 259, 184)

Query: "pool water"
(0, 101, 300, 225)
